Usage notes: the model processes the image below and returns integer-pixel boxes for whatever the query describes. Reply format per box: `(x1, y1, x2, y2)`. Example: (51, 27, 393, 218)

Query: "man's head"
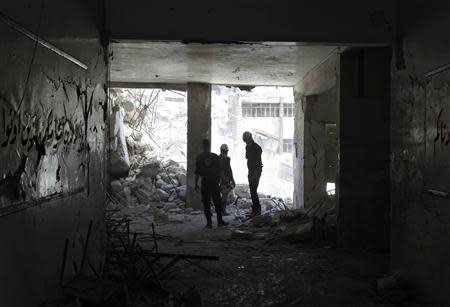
(220, 143, 229, 155)
(242, 131, 253, 144)
(201, 139, 211, 153)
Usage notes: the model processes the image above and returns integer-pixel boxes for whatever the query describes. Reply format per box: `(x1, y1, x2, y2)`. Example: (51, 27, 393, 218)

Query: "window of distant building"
(283, 104, 294, 117)
(165, 97, 185, 102)
(282, 139, 293, 153)
(242, 102, 294, 118)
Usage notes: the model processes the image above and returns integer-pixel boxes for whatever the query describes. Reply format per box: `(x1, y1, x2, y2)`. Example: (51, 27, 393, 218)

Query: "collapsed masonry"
(109, 94, 289, 220)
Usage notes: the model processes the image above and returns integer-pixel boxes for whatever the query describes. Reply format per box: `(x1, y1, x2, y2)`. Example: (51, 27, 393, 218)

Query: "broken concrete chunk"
(177, 173, 187, 185)
(163, 202, 178, 211)
(234, 184, 250, 198)
(110, 180, 123, 193)
(250, 215, 273, 227)
(177, 185, 187, 201)
(168, 208, 184, 214)
(156, 189, 170, 201)
(231, 230, 254, 240)
(131, 130, 143, 142)
(164, 159, 179, 168)
(281, 221, 314, 243)
(155, 179, 167, 188)
(162, 184, 176, 191)
(168, 191, 178, 202)
(134, 187, 157, 203)
(153, 208, 169, 222)
(140, 159, 162, 178)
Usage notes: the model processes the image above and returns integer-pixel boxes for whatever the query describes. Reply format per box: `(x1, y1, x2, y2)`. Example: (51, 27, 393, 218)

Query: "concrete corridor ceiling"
(110, 41, 339, 87)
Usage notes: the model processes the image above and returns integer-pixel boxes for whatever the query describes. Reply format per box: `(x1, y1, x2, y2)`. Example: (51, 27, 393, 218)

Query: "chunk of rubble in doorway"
(281, 220, 314, 243)
(110, 180, 123, 193)
(177, 185, 187, 200)
(139, 159, 162, 177)
(234, 184, 251, 198)
(156, 188, 170, 201)
(152, 208, 169, 222)
(231, 230, 254, 240)
(168, 208, 184, 214)
(177, 173, 187, 185)
(250, 215, 273, 227)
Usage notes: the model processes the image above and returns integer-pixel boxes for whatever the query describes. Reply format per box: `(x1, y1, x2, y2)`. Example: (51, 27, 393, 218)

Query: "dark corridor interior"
(1, 1, 450, 307)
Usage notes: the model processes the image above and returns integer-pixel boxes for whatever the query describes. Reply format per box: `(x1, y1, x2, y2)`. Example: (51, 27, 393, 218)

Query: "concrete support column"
(338, 47, 391, 251)
(186, 83, 211, 209)
(294, 55, 339, 210)
(293, 92, 305, 208)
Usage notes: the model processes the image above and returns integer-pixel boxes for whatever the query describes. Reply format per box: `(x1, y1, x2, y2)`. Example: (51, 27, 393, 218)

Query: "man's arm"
(217, 155, 223, 185)
(195, 174, 200, 191)
(227, 157, 235, 187)
(195, 156, 201, 191)
(257, 144, 263, 168)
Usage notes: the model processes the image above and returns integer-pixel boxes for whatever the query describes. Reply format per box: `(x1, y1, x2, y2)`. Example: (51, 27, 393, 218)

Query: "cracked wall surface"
(0, 1, 107, 306)
(294, 55, 339, 208)
(391, 1, 450, 305)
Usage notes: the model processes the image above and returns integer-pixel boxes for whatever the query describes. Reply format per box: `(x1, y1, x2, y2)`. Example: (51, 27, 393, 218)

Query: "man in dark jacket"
(195, 139, 229, 228)
(219, 143, 235, 216)
(243, 131, 263, 216)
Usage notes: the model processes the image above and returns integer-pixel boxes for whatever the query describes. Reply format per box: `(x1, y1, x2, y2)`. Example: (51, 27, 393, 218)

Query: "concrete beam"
(186, 83, 211, 209)
(106, 0, 395, 45)
(109, 82, 187, 91)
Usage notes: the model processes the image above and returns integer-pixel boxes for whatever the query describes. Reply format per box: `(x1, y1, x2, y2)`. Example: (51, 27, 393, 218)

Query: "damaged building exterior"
(0, 0, 449, 306)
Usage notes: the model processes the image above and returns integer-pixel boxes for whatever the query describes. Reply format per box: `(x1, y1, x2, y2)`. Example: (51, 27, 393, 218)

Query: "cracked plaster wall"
(391, 1, 450, 305)
(0, 1, 107, 306)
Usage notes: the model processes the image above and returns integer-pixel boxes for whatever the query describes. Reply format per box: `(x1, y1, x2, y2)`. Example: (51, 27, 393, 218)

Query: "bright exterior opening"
(211, 85, 295, 204)
(110, 88, 187, 169)
(326, 182, 336, 196)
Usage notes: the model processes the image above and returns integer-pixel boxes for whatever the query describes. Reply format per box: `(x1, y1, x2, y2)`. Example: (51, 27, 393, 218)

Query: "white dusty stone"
(110, 180, 123, 193)
(177, 173, 187, 185)
(177, 185, 187, 201)
(156, 189, 170, 201)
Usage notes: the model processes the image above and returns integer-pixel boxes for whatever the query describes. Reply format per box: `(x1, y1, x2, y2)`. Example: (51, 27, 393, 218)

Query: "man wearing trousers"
(242, 131, 263, 216)
(195, 139, 229, 228)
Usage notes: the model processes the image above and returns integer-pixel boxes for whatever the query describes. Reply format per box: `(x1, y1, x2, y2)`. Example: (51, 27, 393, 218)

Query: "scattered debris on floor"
(56, 201, 222, 307)
(376, 273, 415, 305)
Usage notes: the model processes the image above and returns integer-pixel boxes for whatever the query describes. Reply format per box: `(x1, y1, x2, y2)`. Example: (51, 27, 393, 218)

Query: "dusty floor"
(115, 208, 416, 307)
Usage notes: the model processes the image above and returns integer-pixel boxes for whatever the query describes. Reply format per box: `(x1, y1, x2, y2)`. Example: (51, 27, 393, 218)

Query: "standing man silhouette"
(195, 139, 229, 228)
(242, 131, 263, 216)
(219, 143, 235, 216)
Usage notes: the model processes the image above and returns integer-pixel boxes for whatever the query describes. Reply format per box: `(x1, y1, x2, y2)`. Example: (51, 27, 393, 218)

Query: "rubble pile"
(111, 158, 187, 208)
(226, 184, 289, 220)
(230, 197, 337, 245)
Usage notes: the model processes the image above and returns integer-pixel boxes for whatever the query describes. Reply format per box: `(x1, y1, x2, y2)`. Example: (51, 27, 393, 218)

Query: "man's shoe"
(251, 211, 261, 217)
(218, 220, 229, 227)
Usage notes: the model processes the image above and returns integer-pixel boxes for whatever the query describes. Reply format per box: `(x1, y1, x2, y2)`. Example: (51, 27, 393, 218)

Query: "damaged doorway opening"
(211, 85, 295, 215)
(109, 87, 188, 206)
